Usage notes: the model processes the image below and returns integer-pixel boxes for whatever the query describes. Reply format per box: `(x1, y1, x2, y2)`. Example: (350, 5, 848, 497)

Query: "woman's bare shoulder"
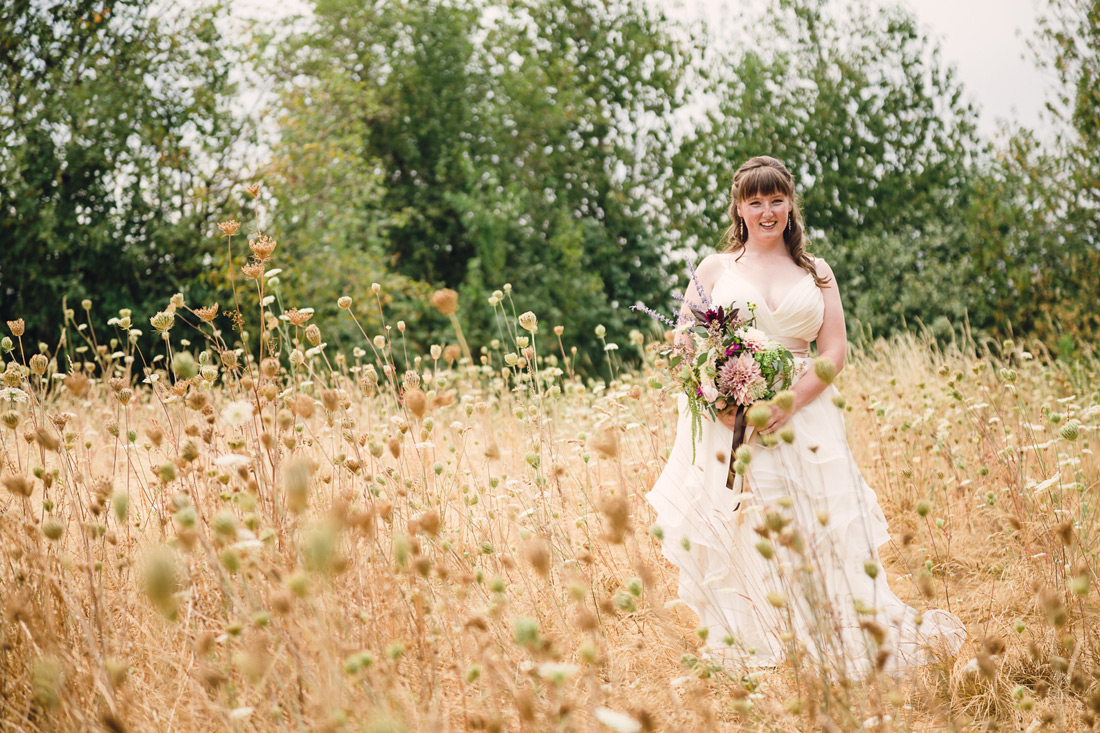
(811, 256, 835, 279)
(697, 252, 729, 273)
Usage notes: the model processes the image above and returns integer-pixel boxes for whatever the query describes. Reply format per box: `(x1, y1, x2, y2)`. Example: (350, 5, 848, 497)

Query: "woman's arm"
(758, 258, 847, 433)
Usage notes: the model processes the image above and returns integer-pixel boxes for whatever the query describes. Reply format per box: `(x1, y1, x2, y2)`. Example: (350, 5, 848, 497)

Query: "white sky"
(663, 0, 1049, 138)
(883, 0, 1049, 136)
(234, 0, 1051, 140)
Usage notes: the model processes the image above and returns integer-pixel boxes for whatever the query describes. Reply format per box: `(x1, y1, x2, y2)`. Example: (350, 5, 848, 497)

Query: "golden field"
(2, 266, 1099, 731)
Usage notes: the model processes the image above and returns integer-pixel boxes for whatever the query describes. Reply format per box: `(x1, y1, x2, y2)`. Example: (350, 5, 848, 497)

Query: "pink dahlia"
(717, 353, 765, 406)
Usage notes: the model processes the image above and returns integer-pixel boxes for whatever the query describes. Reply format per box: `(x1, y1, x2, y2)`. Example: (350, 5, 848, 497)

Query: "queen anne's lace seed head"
(430, 289, 459, 316)
(518, 311, 538, 333)
(248, 234, 277, 261)
(217, 220, 241, 237)
(150, 311, 175, 334)
(241, 261, 264, 280)
(195, 304, 219, 322)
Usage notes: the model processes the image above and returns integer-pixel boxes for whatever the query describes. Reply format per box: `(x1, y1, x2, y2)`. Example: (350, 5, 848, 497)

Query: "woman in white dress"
(646, 156, 966, 677)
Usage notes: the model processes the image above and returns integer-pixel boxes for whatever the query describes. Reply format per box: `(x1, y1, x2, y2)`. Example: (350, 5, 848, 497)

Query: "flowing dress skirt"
(646, 360, 966, 676)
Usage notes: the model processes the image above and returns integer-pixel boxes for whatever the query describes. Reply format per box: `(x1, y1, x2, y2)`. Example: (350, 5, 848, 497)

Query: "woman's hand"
(759, 404, 790, 434)
(717, 405, 740, 431)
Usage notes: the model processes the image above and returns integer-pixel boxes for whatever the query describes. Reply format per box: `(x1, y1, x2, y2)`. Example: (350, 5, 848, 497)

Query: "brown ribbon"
(725, 405, 749, 511)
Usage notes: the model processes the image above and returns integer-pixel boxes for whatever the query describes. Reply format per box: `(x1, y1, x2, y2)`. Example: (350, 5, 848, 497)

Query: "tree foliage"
(0, 0, 249, 345)
(3, 0, 1099, 361)
(270, 0, 694, 364)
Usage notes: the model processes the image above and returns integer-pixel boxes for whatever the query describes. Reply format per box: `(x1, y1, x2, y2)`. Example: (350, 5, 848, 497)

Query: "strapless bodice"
(710, 258, 825, 354)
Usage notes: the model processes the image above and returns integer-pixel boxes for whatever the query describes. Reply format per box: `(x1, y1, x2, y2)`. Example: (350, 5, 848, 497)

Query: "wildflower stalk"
(447, 312, 472, 365)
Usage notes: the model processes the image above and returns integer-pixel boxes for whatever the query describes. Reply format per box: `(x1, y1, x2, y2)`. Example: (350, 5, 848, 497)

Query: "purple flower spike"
(685, 257, 712, 308)
(630, 303, 676, 328)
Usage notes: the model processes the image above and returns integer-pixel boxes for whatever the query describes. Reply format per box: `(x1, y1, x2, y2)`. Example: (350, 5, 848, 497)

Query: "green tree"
(0, 0, 250, 347)
(271, 0, 695, 368)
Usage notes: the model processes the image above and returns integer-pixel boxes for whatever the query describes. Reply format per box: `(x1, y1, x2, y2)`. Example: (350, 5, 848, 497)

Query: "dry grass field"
(2, 251, 1099, 731)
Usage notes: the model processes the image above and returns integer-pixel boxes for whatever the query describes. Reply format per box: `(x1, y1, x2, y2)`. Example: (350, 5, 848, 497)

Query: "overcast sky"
(236, 0, 1051, 140)
(892, 0, 1049, 136)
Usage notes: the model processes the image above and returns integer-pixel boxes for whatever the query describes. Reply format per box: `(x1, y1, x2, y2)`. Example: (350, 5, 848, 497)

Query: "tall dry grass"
(1, 224, 1099, 731)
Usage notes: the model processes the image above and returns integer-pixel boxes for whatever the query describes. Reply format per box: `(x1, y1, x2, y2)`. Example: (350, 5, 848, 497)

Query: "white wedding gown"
(646, 258, 966, 676)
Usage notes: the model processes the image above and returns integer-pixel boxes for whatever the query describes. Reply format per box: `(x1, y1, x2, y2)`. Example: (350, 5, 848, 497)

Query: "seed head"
(280, 308, 309, 327)
(31, 656, 64, 710)
(248, 234, 277, 261)
(8, 319, 27, 337)
(518, 311, 538, 332)
(195, 304, 219, 322)
(3, 475, 32, 496)
(595, 324, 606, 338)
(430, 288, 459, 316)
(221, 400, 253, 428)
(29, 354, 48, 376)
(773, 390, 796, 413)
(150, 311, 175, 334)
(371, 282, 381, 294)
(294, 394, 315, 418)
(81, 299, 92, 311)
(260, 357, 280, 378)
(42, 518, 64, 541)
(305, 324, 322, 346)
(337, 296, 352, 310)
(169, 293, 185, 309)
(283, 457, 312, 514)
(746, 403, 771, 429)
(405, 388, 427, 419)
(241, 260, 264, 280)
(2, 363, 22, 387)
(141, 546, 180, 619)
(218, 220, 241, 237)
(112, 490, 128, 519)
(514, 617, 539, 647)
(813, 357, 837, 384)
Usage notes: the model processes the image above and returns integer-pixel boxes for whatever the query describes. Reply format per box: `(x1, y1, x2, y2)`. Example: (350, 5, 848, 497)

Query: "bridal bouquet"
(667, 303, 796, 449)
(633, 263, 797, 454)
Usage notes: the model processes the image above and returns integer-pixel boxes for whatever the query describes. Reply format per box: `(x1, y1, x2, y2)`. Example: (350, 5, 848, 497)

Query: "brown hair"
(722, 156, 829, 287)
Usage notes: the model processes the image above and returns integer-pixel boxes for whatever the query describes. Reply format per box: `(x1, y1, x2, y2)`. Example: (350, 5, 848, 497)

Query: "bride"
(646, 156, 966, 676)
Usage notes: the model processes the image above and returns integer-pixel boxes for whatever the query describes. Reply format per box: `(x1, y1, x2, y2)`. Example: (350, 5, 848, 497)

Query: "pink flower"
(735, 326, 769, 353)
(717, 353, 765, 405)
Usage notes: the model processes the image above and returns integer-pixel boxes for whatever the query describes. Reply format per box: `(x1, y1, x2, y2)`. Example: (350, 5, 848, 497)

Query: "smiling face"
(737, 191, 792, 245)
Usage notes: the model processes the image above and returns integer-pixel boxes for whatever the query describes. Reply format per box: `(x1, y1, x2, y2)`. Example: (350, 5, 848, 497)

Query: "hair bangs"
(736, 164, 793, 202)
